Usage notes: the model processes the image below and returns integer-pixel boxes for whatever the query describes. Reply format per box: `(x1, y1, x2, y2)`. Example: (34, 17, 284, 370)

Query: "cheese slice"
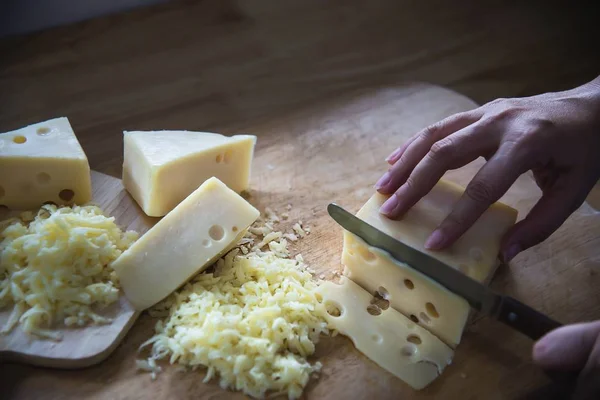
(111, 177, 260, 310)
(0, 117, 91, 210)
(344, 179, 518, 347)
(317, 277, 454, 390)
(343, 232, 468, 348)
(123, 130, 256, 217)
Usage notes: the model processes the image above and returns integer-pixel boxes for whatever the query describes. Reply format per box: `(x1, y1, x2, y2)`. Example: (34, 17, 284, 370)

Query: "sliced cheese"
(356, 180, 518, 282)
(345, 179, 518, 347)
(343, 232, 468, 348)
(317, 277, 453, 390)
(0, 117, 92, 210)
(111, 177, 259, 310)
(122, 130, 256, 217)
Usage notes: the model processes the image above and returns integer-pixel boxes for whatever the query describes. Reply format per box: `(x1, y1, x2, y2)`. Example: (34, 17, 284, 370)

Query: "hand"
(375, 76, 600, 261)
(533, 321, 600, 399)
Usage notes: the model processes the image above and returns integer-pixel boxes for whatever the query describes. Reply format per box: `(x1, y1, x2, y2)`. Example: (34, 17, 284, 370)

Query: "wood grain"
(1, 83, 598, 399)
(0, 172, 157, 368)
(0, 0, 599, 398)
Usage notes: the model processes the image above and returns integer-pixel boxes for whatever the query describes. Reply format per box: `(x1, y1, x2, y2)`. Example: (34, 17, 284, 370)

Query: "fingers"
(379, 122, 499, 219)
(573, 331, 600, 400)
(533, 320, 600, 371)
(423, 150, 525, 250)
(500, 171, 593, 262)
(376, 111, 482, 194)
(385, 134, 419, 165)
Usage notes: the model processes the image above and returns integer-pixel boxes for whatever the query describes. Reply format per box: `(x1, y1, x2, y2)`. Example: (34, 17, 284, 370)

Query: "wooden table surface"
(1, 1, 599, 399)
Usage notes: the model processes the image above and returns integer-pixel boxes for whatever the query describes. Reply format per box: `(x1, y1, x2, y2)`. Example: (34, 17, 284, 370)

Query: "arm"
(376, 75, 600, 261)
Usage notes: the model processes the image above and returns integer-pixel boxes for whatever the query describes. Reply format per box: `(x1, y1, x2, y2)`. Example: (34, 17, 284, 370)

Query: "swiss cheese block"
(343, 232, 468, 347)
(317, 277, 454, 390)
(0, 117, 92, 210)
(111, 177, 260, 310)
(123, 130, 256, 217)
(344, 179, 518, 347)
(355, 180, 518, 282)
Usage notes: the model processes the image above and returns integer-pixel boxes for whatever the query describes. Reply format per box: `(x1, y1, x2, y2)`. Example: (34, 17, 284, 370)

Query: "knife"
(327, 203, 562, 340)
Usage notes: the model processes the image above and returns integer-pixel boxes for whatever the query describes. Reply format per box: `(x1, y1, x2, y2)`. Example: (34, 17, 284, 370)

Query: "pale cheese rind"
(112, 177, 259, 310)
(0, 117, 91, 210)
(122, 130, 256, 217)
(317, 277, 454, 390)
(342, 232, 469, 348)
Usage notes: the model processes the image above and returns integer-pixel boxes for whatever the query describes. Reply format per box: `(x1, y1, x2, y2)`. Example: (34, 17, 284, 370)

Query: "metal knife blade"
(327, 203, 562, 340)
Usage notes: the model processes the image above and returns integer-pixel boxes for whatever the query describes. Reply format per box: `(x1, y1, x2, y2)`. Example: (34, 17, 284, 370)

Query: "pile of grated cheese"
(0, 204, 139, 340)
(139, 207, 329, 399)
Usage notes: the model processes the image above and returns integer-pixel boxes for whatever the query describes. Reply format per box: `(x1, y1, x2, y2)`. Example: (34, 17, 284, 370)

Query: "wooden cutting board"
(0, 172, 159, 368)
(1, 83, 599, 399)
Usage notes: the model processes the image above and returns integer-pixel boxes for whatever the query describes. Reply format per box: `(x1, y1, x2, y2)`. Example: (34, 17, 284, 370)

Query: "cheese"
(112, 177, 260, 310)
(356, 180, 518, 282)
(0, 204, 138, 339)
(140, 212, 329, 399)
(122, 130, 256, 217)
(316, 277, 453, 390)
(345, 180, 517, 347)
(0, 117, 92, 210)
(343, 232, 468, 347)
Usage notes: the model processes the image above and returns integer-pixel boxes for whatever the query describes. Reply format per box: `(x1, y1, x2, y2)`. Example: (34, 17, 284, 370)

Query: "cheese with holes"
(112, 177, 259, 310)
(343, 232, 468, 347)
(317, 277, 453, 390)
(344, 179, 518, 347)
(123, 130, 256, 217)
(0, 117, 91, 210)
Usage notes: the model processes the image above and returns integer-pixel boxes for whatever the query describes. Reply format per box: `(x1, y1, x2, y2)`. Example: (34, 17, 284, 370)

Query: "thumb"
(533, 321, 600, 371)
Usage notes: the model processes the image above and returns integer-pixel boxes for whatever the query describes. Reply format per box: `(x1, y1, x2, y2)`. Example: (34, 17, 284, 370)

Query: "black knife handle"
(496, 296, 562, 340)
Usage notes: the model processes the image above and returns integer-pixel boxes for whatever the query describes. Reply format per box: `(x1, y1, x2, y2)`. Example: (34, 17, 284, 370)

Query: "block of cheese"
(0, 117, 91, 210)
(355, 180, 518, 282)
(123, 130, 256, 217)
(111, 177, 259, 310)
(343, 179, 518, 347)
(317, 277, 454, 390)
(343, 232, 468, 348)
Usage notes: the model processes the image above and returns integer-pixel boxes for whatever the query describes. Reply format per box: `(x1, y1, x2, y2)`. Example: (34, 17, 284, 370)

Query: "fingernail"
(424, 229, 445, 250)
(385, 148, 402, 163)
(375, 171, 391, 190)
(380, 195, 399, 216)
(503, 244, 521, 263)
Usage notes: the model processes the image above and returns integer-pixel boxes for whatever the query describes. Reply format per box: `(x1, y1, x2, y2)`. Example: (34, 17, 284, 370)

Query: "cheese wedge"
(111, 177, 260, 310)
(123, 130, 256, 217)
(317, 277, 454, 390)
(343, 179, 518, 347)
(0, 117, 91, 210)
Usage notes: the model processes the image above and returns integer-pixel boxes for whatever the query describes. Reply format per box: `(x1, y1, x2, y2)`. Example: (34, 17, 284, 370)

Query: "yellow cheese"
(0, 117, 92, 210)
(355, 180, 518, 282)
(122, 130, 256, 217)
(317, 277, 453, 390)
(344, 179, 517, 347)
(112, 177, 259, 310)
(0, 204, 138, 340)
(343, 232, 468, 347)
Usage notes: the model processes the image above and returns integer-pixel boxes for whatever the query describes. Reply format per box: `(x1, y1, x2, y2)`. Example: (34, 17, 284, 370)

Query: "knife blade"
(327, 203, 562, 340)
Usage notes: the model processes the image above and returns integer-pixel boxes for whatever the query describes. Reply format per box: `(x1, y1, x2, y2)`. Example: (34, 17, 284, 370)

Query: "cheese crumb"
(0, 204, 138, 339)
(140, 209, 329, 399)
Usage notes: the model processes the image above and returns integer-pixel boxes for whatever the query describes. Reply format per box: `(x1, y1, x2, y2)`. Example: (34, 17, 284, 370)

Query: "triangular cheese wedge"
(0, 117, 91, 210)
(122, 130, 256, 217)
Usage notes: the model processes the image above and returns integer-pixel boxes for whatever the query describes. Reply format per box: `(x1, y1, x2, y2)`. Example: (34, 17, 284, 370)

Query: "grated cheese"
(0, 204, 138, 339)
(139, 210, 329, 399)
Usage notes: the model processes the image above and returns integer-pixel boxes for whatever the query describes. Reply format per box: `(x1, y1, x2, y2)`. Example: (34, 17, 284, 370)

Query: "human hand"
(533, 320, 600, 399)
(375, 76, 600, 261)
